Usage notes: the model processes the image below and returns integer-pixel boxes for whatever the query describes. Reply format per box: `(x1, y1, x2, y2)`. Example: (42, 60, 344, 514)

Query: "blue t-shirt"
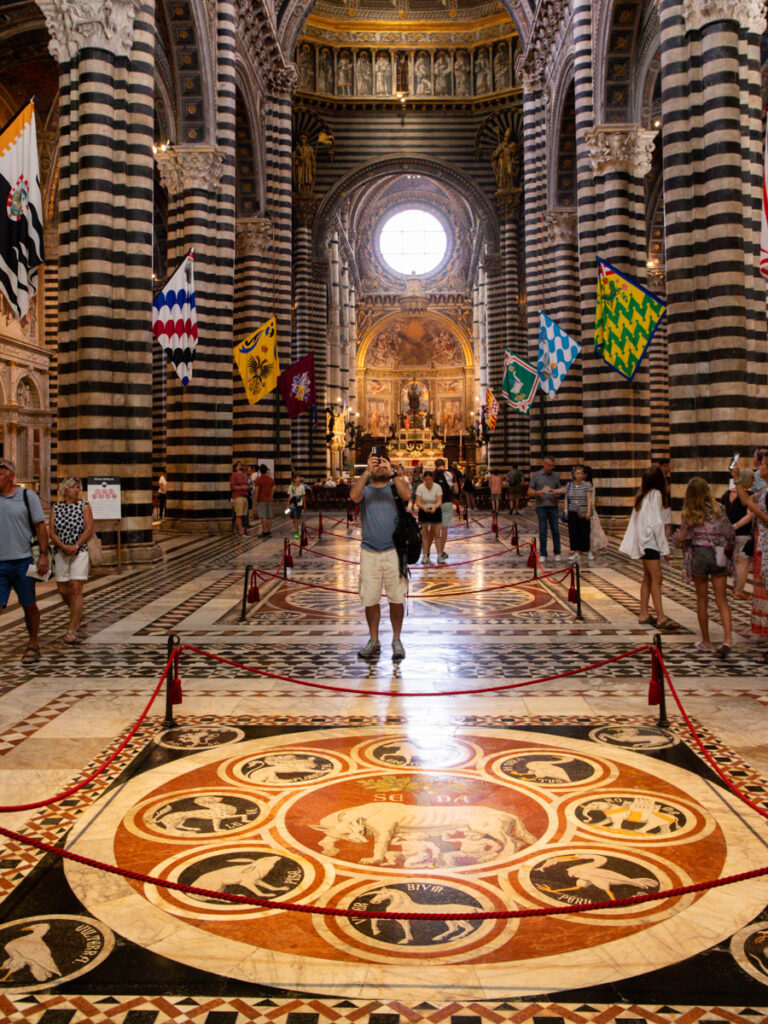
(0, 486, 44, 561)
(359, 483, 398, 552)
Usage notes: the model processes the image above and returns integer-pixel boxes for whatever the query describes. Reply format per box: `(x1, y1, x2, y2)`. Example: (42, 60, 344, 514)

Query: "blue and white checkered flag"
(537, 311, 580, 396)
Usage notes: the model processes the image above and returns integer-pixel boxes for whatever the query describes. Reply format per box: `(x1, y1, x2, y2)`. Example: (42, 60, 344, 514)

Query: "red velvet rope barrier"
(0, 651, 174, 813)
(1, 817, 767, 920)
(288, 541, 530, 570)
(2, 640, 768, 917)
(251, 562, 573, 598)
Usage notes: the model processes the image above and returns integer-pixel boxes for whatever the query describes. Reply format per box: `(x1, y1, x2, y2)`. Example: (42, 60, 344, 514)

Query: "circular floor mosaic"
(64, 726, 768, 1000)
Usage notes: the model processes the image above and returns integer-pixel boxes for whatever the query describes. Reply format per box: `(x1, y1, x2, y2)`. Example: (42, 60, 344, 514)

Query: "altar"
(388, 426, 445, 464)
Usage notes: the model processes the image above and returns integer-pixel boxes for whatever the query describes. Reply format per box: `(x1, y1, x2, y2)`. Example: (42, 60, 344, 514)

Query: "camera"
(371, 446, 380, 457)
(729, 452, 739, 470)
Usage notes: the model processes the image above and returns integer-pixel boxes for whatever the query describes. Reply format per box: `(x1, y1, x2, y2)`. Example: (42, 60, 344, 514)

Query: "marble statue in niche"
(298, 43, 315, 90)
(434, 51, 451, 95)
(414, 52, 432, 95)
(375, 52, 392, 94)
(475, 48, 491, 93)
(494, 44, 510, 90)
(356, 50, 372, 94)
(292, 133, 316, 194)
(492, 126, 520, 189)
(318, 48, 333, 93)
(337, 51, 353, 95)
(454, 51, 470, 96)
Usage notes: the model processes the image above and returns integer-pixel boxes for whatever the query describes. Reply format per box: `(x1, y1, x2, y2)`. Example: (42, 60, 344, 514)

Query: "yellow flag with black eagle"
(234, 316, 280, 404)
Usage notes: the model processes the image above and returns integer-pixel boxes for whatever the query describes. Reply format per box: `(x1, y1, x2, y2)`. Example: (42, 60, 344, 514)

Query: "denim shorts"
(691, 546, 726, 577)
(0, 557, 36, 608)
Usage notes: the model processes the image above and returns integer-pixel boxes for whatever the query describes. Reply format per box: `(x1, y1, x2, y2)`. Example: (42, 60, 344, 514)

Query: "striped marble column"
(261, 69, 297, 490)
(646, 268, 669, 461)
(521, 64, 547, 463)
(580, 125, 656, 514)
(660, 0, 768, 493)
(328, 233, 342, 403)
(42, 223, 58, 488)
(40, 0, 155, 561)
(485, 251, 506, 469)
(233, 216, 278, 466)
(542, 208, 582, 468)
(498, 192, 527, 468)
(292, 199, 327, 479)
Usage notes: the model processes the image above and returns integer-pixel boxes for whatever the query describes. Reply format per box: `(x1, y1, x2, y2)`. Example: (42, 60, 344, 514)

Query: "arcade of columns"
(6, 0, 768, 562)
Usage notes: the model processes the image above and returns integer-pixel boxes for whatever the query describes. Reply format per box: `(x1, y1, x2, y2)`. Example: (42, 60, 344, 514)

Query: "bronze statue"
(492, 126, 520, 190)
(292, 133, 316, 194)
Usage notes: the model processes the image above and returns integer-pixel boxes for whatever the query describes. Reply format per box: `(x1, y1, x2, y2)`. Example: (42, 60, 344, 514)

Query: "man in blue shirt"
(349, 450, 412, 662)
(0, 458, 50, 664)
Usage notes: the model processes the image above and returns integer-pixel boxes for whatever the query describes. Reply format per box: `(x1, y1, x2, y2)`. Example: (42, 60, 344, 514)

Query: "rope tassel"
(527, 544, 537, 569)
(491, 511, 499, 534)
(170, 653, 183, 705)
(567, 568, 578, 604)
(317, 513, 323, 537)
(247, 570, 260, 604)
(284, 541, 294, 569)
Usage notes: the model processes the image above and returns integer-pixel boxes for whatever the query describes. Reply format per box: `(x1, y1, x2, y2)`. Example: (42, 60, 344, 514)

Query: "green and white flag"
(501, 351, 540, 414)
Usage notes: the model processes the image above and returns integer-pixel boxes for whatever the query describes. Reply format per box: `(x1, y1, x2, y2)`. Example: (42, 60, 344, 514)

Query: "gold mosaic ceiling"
(309, 0, 507, 25)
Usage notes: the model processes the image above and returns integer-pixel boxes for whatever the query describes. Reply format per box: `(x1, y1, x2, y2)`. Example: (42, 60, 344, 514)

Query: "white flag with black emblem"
(0, 100, 44, 322)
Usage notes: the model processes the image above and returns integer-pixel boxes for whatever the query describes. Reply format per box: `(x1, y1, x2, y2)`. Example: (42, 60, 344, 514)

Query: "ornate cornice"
(266, 63, 299, 98)
(544, 207, 577, 244)
(236, 217, 272, 258)
(583, 125, 657, 178)
(38, 0, 144, 63)
(682, 0, 766, 33)
(154, 145, 225, 196)
(520, 0, 569, 95)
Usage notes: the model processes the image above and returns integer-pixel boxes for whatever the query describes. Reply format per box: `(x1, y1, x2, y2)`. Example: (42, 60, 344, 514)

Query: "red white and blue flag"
(0, 100, 44, 322)
(152, 250, 197, 386)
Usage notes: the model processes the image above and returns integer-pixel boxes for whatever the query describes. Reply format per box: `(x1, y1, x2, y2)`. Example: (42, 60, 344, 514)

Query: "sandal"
(716, 643, 731, 660)
(64, 630, 78, 644)
(638, 615, 657, 625)
(656, 618, 682, 632)
(694, 640, 711, 653)
(20, 645, 40, 664)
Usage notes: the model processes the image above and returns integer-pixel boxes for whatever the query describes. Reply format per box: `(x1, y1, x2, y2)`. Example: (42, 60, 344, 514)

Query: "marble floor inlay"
(0, 512, 767, 1021)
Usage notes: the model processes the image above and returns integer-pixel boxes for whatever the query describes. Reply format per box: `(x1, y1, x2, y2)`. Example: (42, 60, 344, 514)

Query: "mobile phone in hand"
(729, 452, 739, 470)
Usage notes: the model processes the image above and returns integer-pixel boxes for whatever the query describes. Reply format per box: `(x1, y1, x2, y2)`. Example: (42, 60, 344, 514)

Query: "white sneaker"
(438, 553, 448, 563)
(588, 551, 595, 562)
(567, 552, 579, 563)
(554, 554, 562, 564)
(421, 555, 432, 565)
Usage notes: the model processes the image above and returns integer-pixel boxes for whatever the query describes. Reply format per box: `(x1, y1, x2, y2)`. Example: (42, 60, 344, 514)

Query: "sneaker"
(294, 531, 300, 539)
(554, 554, 562, 564)
(421, 555, 432, 565)
(567, 552, 579, 563)
(438, 553, 448, 564)
(587, 551, 594, 562)
(392, 638, 406, 661)
(357, 638, 381, 660)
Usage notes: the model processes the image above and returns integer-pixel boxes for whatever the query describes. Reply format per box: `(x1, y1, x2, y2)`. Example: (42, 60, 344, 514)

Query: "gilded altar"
(357, 311, 474, 442)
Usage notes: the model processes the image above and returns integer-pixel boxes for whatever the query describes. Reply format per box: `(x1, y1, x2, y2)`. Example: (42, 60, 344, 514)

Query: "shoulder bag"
(391, 483, 422, 576)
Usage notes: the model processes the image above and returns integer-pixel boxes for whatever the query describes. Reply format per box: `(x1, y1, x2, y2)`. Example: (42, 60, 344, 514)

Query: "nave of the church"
(1, 511, 768, 1022)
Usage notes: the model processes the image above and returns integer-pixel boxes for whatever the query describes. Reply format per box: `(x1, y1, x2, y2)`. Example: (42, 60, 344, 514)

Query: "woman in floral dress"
(736, 471, 768, 660)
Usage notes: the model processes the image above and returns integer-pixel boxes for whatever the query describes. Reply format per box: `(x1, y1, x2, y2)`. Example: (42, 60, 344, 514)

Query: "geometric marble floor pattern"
(1, 512, 768, 1022)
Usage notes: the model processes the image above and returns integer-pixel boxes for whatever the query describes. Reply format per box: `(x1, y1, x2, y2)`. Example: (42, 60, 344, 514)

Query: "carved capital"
(155, 144, 225, 196)
(519, 57, 545, 95)
(583, 125, 657, 177)
(683, 0, 766, 33)
(38, 0, 143, 63)
(545, 207, 577, 245)
(495, 187, 523, 223)
(236, 216, 271, 259)
(266, 63, 299, 98)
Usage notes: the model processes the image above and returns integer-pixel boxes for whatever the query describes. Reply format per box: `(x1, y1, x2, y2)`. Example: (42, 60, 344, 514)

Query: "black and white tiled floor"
(1, 512, 768, 1022)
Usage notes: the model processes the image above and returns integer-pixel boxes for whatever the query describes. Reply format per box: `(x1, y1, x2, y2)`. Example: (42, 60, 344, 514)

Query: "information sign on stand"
(87, 477, 122, 572)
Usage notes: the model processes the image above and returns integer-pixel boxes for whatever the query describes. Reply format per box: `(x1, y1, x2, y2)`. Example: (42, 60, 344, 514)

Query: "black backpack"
(391, 484, 422, 576)
(435, 469, 456, 504)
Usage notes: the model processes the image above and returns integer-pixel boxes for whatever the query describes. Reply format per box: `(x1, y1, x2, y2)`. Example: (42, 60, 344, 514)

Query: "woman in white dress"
(619, 465, 681, 631)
